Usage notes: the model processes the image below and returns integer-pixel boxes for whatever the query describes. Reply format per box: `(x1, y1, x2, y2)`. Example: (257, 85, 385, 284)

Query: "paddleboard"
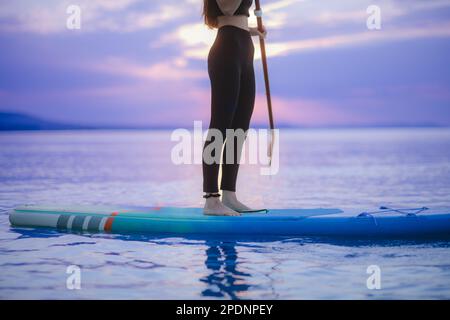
(9, 205, 450, 238)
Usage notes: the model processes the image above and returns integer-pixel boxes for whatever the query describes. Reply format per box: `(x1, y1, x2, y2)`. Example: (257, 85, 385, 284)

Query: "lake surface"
(0, 128, 450, 299)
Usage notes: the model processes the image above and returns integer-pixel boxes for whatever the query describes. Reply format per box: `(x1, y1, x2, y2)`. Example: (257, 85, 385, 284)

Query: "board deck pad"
(9, 205, 450, 238)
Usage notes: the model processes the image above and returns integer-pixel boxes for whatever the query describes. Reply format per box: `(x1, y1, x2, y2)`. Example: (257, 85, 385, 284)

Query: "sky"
(1, 0, 450, 127)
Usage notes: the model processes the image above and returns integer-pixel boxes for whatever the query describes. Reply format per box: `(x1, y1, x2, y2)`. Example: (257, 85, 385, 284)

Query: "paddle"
(254, 0, 275, 165)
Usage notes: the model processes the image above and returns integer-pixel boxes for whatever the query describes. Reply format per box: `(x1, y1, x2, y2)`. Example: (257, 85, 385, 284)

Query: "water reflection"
(7, 228, 450, 300)
(201, 240, 251, 300)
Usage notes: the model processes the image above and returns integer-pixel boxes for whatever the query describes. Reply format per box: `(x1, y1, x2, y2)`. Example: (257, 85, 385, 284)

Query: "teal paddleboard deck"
(9, 205, 450, 238)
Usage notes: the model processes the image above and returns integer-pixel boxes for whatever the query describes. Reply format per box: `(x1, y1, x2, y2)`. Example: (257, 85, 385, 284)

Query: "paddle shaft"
(254, 0, 275, 133)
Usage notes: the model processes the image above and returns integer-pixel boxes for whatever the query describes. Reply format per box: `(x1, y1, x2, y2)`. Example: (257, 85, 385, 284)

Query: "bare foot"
(203, 197, 240, 216)
(221, 190, 252, 212)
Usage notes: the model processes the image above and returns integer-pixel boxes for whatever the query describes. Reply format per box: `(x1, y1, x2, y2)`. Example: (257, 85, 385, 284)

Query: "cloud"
(148, 0, 450, 63)
(270, 0, 450, 28)
(0, 0, 194, 34)
(2, 0, 450, 127)
(155, 23, 216, 49)
(251, 94, 354, 126)
(264, 22, 450, 58)
(87, 56, 206, 80)
(0, 74, 211, 126)
(155, 19, 450, 63)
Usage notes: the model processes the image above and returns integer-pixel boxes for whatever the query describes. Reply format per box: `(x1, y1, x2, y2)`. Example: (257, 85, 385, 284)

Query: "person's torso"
(217, 0, 253, 17)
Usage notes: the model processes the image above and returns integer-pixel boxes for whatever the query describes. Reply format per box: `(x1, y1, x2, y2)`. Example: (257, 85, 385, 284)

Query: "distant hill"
(0, 111, 445, 131)
(0, 112, 179, 130)
(0, 111, 178, 130)
(0, 112, 88, 130)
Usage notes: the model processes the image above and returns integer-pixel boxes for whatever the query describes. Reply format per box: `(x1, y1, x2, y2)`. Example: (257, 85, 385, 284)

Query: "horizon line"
(0, 111, 449, 131)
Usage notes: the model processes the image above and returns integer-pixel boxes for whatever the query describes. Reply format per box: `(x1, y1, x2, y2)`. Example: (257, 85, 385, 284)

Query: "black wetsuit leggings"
(203, 26, 255, 193)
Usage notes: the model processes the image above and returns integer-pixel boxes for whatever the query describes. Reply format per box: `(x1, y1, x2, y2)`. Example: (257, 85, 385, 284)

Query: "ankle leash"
(203, 193, 221, 199)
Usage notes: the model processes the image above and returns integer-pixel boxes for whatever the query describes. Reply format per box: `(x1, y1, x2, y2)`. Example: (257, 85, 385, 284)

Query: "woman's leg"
(202, 49, 241, 193)
(203, 47, 243, 216)
(220, 62, 256, 192)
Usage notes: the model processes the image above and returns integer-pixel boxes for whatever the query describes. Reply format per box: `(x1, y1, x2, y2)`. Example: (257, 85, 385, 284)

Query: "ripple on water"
(1, 129, 450, 299)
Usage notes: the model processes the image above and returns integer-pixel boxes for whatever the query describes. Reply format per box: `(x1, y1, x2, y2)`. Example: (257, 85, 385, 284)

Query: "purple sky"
(1, 0, 450, 127)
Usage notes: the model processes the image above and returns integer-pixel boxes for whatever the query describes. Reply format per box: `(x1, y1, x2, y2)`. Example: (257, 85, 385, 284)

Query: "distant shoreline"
(0, 111, 447, 131)
(2, 126, 448, 133)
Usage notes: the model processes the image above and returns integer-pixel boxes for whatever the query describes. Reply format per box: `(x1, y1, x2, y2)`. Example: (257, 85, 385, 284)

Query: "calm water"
(0, 128, 450, 299)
